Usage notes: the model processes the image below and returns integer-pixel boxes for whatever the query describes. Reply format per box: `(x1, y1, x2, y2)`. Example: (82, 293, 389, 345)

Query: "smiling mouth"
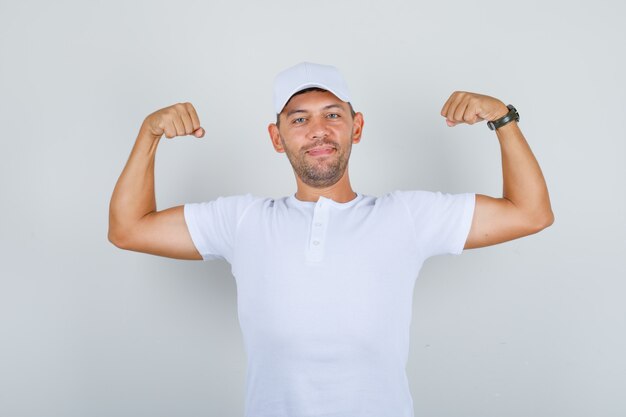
(306, 147, 336, 157)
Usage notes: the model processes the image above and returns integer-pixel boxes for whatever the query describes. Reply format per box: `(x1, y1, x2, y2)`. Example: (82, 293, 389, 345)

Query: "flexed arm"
(440, 92, 554, 249)
(108, 103, 205, 259)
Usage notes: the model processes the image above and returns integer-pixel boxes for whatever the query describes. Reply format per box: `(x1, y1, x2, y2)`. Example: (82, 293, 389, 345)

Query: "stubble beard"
(282, 138, 351, 188)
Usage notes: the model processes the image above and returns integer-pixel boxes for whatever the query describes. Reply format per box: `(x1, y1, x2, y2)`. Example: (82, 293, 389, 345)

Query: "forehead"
(281, 90, 349, 114)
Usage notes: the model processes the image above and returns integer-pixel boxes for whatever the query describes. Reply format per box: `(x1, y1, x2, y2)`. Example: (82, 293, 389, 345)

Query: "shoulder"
(183, 193, 271, 223)
(187, 193, 267, 207)
(378, 189, 443, 207)
(386, 189, 473, 204)
(378, 190, 475, 221)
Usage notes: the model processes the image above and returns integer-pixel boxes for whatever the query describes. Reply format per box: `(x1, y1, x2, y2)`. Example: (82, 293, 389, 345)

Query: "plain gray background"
(1, 0, 625, 416)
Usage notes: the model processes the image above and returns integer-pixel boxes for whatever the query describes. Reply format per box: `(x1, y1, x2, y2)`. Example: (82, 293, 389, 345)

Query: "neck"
(294, 169, 356, 203)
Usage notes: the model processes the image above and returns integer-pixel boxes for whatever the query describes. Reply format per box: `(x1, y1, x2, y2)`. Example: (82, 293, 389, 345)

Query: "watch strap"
(487, 104, 519, 130)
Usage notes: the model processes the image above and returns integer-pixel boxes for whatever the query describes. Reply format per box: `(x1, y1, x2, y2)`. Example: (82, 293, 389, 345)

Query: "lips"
(306, 146, 335, 156)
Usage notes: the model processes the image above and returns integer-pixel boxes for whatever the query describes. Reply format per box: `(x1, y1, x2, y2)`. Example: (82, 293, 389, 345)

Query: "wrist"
(490, 102, 510, 121)
(487, 104, 520, 131)
(138, 121, 162, 142)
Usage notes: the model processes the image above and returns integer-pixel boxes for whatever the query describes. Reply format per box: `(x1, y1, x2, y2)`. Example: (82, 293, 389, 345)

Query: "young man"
(109, 62, 553, 417)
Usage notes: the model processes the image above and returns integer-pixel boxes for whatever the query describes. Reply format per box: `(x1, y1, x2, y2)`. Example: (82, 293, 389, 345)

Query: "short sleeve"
(395, 190, 475, 258)
(183, 194, 258, 262)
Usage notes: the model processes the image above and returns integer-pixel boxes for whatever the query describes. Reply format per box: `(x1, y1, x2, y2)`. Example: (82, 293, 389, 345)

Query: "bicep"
(116, 205, 203, 260)
(464, 194, 546, 250)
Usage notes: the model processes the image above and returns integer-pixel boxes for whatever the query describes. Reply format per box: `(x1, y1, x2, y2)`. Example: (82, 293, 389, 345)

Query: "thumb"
(193, 127, 205, 138)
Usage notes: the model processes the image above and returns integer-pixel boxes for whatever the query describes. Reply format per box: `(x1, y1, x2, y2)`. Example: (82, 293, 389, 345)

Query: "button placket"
(307, 199, 330, 263)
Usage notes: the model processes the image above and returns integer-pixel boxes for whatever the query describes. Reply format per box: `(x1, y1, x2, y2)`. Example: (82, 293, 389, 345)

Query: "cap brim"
(277, 83, 351, 114)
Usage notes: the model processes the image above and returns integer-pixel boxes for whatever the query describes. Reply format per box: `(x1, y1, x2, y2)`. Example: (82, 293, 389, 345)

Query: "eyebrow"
(286, 104, 344, 117)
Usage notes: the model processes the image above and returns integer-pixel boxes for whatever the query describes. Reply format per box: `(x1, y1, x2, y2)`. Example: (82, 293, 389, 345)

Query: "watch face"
(507, 105, 520, 121)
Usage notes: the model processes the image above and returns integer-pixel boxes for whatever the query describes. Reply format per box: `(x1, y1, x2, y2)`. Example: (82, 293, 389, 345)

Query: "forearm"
(108, 125, 161, 242)
(495, 121, 554, 226)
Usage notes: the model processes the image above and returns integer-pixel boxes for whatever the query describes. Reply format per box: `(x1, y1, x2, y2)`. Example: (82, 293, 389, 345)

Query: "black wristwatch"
(487, 104, 520, 131)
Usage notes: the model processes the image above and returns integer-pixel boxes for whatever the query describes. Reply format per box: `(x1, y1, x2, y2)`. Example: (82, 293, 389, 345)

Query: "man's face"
(268, 90, 364, 188)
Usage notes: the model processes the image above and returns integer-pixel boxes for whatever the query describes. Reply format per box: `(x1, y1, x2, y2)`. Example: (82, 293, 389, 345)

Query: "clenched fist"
(440, 92, 509, 127)
(142, 102, 205, 139)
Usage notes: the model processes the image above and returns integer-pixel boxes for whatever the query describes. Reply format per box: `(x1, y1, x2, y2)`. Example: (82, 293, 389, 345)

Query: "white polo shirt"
(184, 190, 475, 417)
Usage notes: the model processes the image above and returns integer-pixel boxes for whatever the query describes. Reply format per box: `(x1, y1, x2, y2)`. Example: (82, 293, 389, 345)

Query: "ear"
(268, 123, 285, 153)
(351, 112, 364, 144)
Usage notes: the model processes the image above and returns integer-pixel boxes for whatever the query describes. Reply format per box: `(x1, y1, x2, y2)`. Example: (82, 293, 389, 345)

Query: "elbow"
(529, 209, 555, 233)
(544, 210, 555, 228)
(108, 212, 136, 250)
(108, 227, 129, 250)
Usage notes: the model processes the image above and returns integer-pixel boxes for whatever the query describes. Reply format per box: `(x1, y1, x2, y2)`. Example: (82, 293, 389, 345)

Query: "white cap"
(273, 62, 351, 114)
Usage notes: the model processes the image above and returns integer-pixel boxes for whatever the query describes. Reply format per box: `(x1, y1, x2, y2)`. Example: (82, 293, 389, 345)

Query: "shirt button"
(314, 222, 322, 227)
(312, 240, 320, 246)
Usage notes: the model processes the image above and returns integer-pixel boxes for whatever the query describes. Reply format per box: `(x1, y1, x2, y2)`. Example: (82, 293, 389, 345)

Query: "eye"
(327, 113, 340, 119)
(292, 117, 306, 124)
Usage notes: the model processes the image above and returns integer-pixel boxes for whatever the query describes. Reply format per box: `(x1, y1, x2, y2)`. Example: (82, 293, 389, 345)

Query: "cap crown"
(273, 62, 351, 114)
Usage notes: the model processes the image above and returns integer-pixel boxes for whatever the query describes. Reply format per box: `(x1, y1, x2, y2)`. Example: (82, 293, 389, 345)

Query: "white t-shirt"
(184, 190, 475, 417)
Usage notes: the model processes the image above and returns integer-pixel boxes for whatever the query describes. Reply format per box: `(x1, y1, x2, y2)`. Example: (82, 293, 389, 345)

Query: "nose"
(307, 116, 329, 140)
